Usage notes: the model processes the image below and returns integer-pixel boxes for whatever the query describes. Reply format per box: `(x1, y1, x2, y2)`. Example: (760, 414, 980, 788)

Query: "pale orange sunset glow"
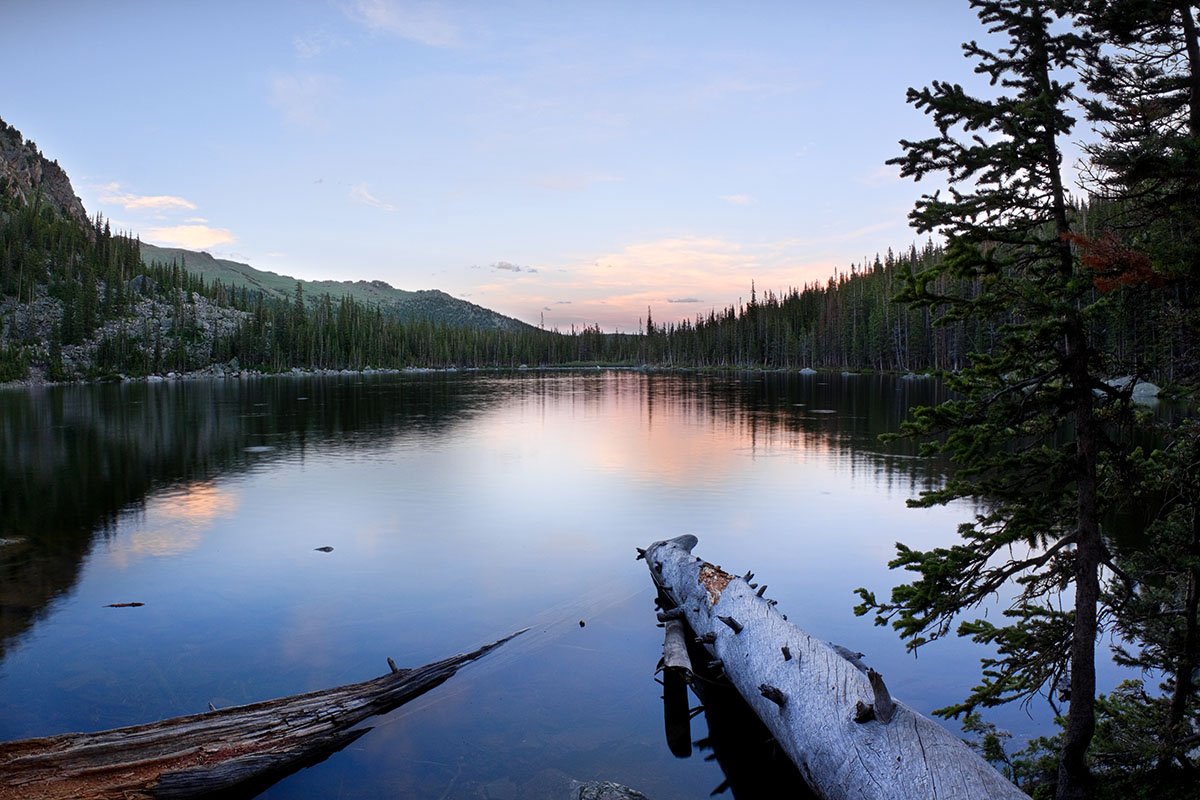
(110, 482, 239, 567)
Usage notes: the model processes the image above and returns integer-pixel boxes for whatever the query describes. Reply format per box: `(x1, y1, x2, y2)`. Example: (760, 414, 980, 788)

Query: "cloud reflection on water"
(108, 482, 240, 568)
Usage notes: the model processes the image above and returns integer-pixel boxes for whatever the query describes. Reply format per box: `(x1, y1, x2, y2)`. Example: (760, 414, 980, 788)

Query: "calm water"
(0, 371, 1077, 798)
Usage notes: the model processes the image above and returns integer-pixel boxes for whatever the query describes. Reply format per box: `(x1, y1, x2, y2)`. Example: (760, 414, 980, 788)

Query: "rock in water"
(570, 781, 651, 800)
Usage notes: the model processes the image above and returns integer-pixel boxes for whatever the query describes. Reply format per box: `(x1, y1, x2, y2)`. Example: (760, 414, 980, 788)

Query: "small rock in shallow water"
(314, 546, 334, 553)
(106, 602, 145, 608)
(579, 620, 586, 628)
(570, 781, 651, 800)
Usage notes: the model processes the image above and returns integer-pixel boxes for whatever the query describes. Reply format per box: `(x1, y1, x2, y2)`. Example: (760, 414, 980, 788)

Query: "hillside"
(1, 116, 556, 381)
(139, 244, 534, 333)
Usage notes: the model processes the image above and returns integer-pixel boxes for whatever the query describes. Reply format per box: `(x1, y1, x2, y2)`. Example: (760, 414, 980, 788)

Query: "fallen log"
(0, 630, 525, 800)
(643, 535, 1025, 800)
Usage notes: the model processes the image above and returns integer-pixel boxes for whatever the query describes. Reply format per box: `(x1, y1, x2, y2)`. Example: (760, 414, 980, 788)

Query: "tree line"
(2, 190, 1189, 389)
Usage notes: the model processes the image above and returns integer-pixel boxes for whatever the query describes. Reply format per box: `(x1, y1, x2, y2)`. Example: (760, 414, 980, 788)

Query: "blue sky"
(3, 1, 993, 330)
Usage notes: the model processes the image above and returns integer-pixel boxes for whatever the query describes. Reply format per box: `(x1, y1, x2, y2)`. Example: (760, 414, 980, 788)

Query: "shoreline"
(1, 363, 937, 391)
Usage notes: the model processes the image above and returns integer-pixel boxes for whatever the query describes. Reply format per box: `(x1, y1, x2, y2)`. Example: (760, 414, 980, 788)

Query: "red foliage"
(1062, 231, 1165, 293)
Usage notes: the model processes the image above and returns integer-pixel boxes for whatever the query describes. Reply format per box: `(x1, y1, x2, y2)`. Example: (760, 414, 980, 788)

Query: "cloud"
(471, 221, 910, 333)
(473, 235, 845, 332)
(856, 164, 903, 187)
(185, 216, 209, 224)
(721, 194, 753, 206)
(98, 182, 197, 211)
(349, 182, 397, 211)
(345, 0, 461, 47)
(491, 261, 537, 273)
(145, 224, 236, 250)
(269, 73, 337, 128)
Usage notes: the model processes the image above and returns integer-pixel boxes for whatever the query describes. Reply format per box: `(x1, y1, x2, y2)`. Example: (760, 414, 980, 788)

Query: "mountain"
(139, 244, 535, 333)
(0, 119, 90, 230)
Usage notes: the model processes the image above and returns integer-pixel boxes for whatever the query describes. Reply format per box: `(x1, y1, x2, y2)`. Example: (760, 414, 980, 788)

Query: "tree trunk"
(1164, 505, 1200, 769)
(644, 535, 1026, 800)
(0, 631, 524, 800)
(1057, 346, 1101, 800)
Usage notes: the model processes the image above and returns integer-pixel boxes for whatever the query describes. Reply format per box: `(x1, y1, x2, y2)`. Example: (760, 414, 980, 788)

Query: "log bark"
(0, 631, 525, 800)
(644, 535, 1025, 800)
(661, 619, 692, 678)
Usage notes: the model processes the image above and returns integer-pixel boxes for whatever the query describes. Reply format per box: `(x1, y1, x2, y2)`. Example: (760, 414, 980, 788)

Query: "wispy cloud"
(98, 182, 197, 211)
(145, 224, 236, 250)
(856, 164, 903, 187)
(269, 73, 337, 128)
(473, 235, 844, 332)
(721, 193, 753, 206)
(491, 261, 537, 274)
(776, 219, 901, 249)
(345, 0, 461, 47)
(349, 182, 397, 211)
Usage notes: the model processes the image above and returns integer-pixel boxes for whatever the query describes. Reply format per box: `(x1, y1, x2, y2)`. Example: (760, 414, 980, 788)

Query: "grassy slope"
(139, 243, 534, 332)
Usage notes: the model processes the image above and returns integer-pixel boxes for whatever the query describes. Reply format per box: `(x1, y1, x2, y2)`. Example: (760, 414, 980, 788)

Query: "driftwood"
(643, 535, 1026, 800)
(0, 631, 525, 800)
(660, 618, 692, 679)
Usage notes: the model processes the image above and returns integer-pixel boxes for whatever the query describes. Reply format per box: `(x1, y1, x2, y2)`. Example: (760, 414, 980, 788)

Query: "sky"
(2, 1, 996, 331)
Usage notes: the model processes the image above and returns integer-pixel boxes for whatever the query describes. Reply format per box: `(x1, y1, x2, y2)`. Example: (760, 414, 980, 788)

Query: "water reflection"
(0, 375, 486, 658)
(0, 370, 1018, 799)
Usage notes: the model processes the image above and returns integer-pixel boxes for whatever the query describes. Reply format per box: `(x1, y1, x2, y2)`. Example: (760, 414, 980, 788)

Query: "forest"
(1, 1, 1199, 798)
(0, 198, 1189, 388)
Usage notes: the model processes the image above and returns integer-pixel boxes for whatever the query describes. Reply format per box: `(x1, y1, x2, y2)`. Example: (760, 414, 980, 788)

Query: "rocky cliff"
(0, 117, 90, 229)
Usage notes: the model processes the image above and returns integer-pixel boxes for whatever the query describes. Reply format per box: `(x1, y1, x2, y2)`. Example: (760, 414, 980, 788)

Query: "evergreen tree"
(852, 2, 1130, 796)
(1069, 2, 1200, 776)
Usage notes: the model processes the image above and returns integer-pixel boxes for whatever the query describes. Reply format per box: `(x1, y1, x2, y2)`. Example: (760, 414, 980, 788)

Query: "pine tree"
(1070, 1, 1200, 774)
(853, 3, 1129, 797)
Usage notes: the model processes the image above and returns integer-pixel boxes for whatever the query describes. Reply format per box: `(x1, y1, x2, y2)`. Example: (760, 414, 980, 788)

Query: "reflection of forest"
(0, 371, 958, 662)
(0, 374, 481, 658)
(642, 371, 954, 493)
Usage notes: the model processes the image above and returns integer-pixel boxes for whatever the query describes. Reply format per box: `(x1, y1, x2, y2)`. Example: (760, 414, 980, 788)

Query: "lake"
(0, 370, 1081, 798)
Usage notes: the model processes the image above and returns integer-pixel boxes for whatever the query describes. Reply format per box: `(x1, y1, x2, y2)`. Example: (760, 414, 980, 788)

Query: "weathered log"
(661, 618, 695, 757)
(644, 535, 1025, 800)
(682, 637, 815, 799)
(0, 630, 525, 800)
(661, 619, 692, 678)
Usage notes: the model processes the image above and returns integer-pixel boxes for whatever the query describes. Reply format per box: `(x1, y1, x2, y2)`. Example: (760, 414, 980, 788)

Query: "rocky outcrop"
(0, 285, 252, 383)
(0, 117, 90, 230)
